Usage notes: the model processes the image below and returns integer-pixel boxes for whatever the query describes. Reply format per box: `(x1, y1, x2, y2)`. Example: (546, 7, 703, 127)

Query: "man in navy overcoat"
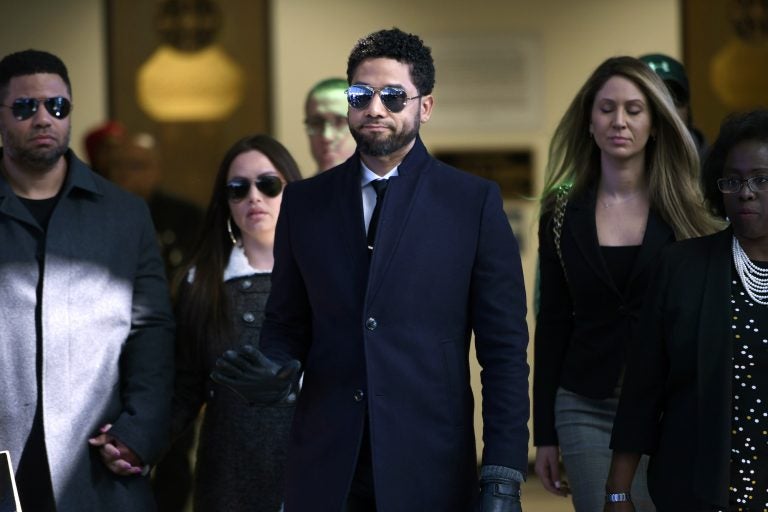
(223, 28, 530, 511)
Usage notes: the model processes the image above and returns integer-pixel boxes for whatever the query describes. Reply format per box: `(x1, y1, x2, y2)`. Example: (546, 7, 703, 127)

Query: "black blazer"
(533, 186, 675, 445)
(611, 228, 733, 510)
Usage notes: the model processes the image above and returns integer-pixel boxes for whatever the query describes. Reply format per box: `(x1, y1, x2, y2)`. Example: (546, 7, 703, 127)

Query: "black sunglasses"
(226, 175, 284, 201)
(1, 96, 72, 121)
(345, 84, 421, 113)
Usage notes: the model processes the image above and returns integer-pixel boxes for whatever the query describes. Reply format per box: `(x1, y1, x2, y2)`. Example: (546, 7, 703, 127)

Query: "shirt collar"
(360, 160, 399, 188)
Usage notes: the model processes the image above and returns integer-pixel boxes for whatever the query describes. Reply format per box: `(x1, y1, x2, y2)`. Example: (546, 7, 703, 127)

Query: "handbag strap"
(552, 184, 572, 280)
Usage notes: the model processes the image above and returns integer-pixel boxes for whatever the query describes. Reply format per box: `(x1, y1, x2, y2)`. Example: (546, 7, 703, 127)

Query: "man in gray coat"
(0, 50, 175, 511)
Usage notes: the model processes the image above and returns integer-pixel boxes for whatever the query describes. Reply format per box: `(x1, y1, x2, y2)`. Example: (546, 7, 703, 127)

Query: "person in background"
(0, 49, 174, 511)
(606, 109, 768, 511)
(304, 77, 356, 172)
(172, 134, 302, 511)
(213, 27, 530, 512)
(533, 56, 720, 512)
(83, 119, 125, 176)
(639, 53, 708, 161)
(104, 131, 204, 284)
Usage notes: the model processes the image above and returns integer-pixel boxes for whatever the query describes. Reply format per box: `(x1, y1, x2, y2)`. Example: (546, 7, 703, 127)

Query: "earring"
(227, 217, 239, 247)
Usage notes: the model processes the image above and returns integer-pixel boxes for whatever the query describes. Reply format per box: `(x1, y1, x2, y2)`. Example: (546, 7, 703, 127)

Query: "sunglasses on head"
(1, 96, 72, 121)
(226, 175, 284, 201)
(345, 84, 421, 113)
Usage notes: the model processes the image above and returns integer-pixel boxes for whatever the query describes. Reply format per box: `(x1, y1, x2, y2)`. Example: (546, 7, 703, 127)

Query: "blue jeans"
(555, 387, 655, 512)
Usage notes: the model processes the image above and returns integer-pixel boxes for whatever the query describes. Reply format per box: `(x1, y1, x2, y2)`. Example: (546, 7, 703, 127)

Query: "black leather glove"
(210, 344, 300, 405)
(476, 465, 523, 512)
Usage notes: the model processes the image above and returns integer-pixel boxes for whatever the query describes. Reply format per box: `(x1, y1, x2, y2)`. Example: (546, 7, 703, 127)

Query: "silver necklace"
(732, 236, 768, 305)
(598, 190, 643, 208)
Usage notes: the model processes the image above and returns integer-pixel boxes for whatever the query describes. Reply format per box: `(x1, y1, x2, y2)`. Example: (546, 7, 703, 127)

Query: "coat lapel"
(335, 155, 371, 290)
(365, 138, 429, 304)
(694, 228, 733, 505)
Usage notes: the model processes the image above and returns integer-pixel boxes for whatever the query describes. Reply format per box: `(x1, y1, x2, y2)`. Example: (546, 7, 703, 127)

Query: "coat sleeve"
(471, 183, 530, 474)
(532, 206, 574, 446)
(109, 206, 175, 465)
(260, 185, 313, 366)
(170, 279, 206, 440)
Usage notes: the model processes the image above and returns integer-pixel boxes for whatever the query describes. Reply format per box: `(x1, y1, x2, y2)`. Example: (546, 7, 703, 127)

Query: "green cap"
(640, 53, 690, 102)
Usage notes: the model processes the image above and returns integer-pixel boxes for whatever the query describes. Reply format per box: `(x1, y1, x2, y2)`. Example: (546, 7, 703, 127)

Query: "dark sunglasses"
(226, 175, 284, 201)
(1, 96, 72, 121)
(345, 84, 421, 113)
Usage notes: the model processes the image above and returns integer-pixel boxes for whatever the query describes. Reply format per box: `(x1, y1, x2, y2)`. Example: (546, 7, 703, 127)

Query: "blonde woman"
(533, 56, 720, 511)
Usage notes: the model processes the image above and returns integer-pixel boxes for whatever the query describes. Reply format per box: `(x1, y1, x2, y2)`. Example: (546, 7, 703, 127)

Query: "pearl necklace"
(732, 236, 768, 305)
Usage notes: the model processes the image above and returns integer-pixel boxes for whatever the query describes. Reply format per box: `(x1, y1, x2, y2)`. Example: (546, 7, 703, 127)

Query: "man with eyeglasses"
(304, 77, 357, 173)
(212, 28, 529, 511)
(0, 50, 174, 511)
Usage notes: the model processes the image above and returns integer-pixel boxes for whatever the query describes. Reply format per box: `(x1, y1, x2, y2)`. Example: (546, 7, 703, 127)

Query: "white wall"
(0, 0, 107, 159)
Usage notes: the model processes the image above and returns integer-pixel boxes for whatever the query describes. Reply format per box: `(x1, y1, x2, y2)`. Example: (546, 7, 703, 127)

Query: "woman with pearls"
(606, 109, 768, 511)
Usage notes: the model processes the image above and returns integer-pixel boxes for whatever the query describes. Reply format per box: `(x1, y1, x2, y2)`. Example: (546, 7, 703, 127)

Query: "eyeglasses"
(0, 96, 72, 121)
(304, 114, 348, 136)
(226, 175, 285, 201)
(345, 84, 421, 113)
(717, 176, 768, 194)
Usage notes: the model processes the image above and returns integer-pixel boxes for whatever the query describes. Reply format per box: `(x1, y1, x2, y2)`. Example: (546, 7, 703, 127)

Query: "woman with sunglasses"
(171, 134, 302, 512)
(606, 109, 768, 510)
(533, 56, 720, 511)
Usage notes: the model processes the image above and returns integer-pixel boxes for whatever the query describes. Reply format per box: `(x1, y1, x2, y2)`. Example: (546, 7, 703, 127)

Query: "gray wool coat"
(0, 150, 175, 511)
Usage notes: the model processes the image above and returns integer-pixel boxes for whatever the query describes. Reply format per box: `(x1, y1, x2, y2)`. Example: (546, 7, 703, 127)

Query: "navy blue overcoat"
(261, 137, 530, 511)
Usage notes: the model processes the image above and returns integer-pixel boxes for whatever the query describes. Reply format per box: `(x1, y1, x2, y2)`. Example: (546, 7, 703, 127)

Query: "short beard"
(351, 112, 420, 158)
(6, 131, 70, 172)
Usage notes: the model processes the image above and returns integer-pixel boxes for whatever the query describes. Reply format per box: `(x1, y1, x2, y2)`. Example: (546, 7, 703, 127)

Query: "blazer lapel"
(567, 189, 616, 292)
(625, 208, 675, 289)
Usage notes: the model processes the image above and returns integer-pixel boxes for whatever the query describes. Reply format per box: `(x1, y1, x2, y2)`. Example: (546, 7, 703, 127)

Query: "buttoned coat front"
(0, 151, 175, 511)
(260, 138, 530, 512)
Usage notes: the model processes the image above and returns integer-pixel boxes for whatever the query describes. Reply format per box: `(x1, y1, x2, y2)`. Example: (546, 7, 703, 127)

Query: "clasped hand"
(210, 344, 300, 405)
(88, 423, 145, 476)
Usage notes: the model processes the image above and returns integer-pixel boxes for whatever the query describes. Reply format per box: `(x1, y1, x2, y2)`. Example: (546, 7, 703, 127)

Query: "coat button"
(365, 317, 377, 330)
(353, 389, 365, 402)
(240, 279, 252, 290)
(243, 312, 256, 323)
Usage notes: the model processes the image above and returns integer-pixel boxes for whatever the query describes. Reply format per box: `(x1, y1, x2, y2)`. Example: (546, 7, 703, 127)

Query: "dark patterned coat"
(173, 264, 295, 512)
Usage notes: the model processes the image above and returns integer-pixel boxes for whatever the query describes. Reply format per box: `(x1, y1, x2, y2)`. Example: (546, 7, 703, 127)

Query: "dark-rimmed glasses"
(717, 176, 768, 194)
(0, 97, 72, 121)
(226, 175, 284, 201)
(345, 84, 421, 113)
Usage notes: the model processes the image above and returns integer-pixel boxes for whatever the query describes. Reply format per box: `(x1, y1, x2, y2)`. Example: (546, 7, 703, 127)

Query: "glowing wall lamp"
(710, 0, 768, 109)
(136, 0, 244, 122)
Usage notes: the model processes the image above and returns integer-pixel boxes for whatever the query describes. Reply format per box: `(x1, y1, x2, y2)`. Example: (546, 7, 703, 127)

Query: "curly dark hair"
(703, 109, 768, 219)
(0, 49, 71, 102)
(346, 27, 435, 96)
